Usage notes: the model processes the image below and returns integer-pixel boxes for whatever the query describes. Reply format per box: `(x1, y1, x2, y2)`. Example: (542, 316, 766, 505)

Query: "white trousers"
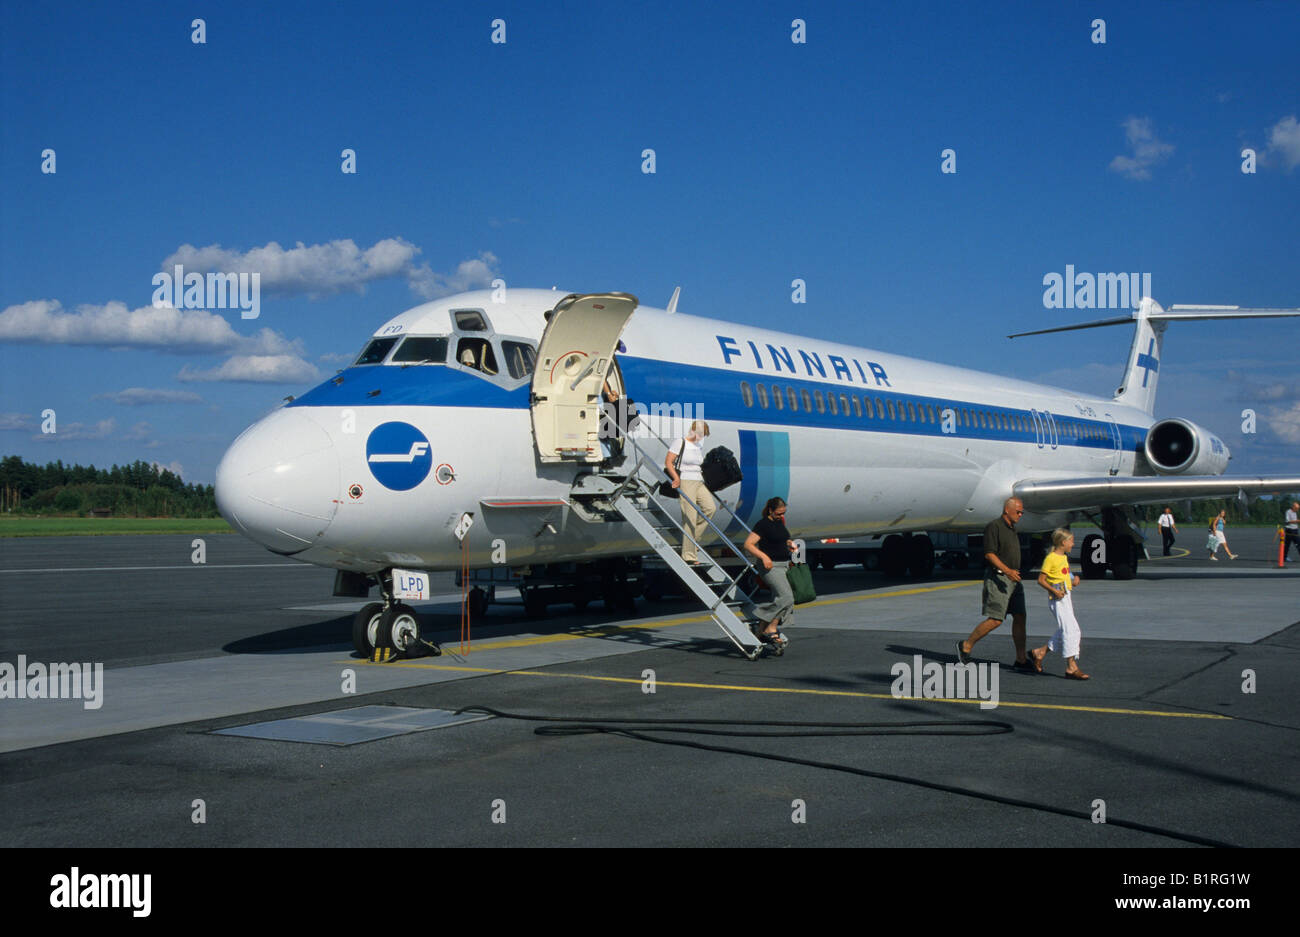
(1047, 591, 1082, 659)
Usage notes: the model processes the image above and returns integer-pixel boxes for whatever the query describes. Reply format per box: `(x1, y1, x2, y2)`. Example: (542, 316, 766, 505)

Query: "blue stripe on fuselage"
(733, 430, 792, 530)
(286, 357, 1146, 454)
(618, 357, 1145, 454)
(288, 365, 531, 409)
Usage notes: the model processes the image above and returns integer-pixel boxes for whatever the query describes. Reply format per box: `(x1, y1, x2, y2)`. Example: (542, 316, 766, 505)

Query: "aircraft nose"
(215, 408, 340, 554)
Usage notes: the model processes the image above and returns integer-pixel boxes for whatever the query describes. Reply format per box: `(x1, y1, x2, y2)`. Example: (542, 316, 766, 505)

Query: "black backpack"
(701, 446, 743, 492)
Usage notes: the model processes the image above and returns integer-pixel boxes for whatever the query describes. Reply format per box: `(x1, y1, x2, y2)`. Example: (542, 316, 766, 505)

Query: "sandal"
(1028, 648, 1044, 673)
(1065, 670, 1090, 680)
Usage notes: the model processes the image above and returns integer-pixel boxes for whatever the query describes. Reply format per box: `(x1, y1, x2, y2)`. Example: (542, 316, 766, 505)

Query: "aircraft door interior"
(530, 292, 637, 463)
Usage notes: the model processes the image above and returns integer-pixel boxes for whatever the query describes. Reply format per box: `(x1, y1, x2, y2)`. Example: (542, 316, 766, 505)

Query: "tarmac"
(1, 527, 1297, 847)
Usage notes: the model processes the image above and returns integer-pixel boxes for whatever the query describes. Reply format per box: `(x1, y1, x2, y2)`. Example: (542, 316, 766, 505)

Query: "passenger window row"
(737, 381, 1108, 441)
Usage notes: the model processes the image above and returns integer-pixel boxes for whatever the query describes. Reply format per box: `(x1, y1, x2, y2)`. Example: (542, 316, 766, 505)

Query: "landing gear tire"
(573, 597, 590, 612)
(523, 589, 548, 619)
(351, 602, 384, 657)
(881, 534, 908, 578)
(907, 534, 935, 579)
(1111, 540, 1139, 580)
(376, 603, 421, 655)
(468, 587, 489, 619)
(1080, 534, 1106, 580)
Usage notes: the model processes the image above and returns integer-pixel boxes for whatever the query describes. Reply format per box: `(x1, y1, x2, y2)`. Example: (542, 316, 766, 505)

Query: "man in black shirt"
(958, 497, 1031, 670)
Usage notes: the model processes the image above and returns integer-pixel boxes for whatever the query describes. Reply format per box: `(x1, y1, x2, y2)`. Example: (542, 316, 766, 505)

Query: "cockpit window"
(453, 310, 488, 332)
(355, 337, 399, 365)
(391, 336, 449, 365)
(502, 340, 537, 380)
(456, 337, 498, 376)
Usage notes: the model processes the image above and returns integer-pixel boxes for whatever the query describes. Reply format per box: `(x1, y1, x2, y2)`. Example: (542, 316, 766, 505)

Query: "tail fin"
(1009, 299, 1300, 417)
(1113, 297, 1166, 414)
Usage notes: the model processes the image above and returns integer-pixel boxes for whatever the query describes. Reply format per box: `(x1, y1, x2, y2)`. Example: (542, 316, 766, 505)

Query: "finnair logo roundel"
(366, 422, 432, 490)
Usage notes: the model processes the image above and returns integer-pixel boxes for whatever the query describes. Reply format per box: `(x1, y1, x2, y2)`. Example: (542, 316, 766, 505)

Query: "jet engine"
(1143, 418, 1230, 475)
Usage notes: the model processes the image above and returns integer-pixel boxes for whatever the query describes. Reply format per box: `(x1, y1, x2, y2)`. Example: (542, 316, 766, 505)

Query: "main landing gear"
(1079, 506, 1144, 581)
(879, 533, 936, 579)
(350, 570, 442, 661)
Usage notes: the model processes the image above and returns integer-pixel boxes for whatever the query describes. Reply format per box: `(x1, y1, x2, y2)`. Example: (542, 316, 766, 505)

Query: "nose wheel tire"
(351, 602, 384, 657)
(376, 603, 421, 654)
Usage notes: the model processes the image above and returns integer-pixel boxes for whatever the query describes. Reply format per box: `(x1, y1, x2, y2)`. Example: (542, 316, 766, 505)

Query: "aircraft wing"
(1013, 476, 1300, 513)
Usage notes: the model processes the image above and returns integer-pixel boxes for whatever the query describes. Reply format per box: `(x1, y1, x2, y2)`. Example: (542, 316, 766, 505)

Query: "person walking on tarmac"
(1284, 501, 1299, 563)
(1207, 509, 1237, 560)
(743, 497, 797, 647)
(1158, 506, 1178, 556)
(958, 497, 1032, 670)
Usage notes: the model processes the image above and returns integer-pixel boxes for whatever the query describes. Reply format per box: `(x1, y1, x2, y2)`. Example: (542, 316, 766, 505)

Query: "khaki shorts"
(982, 573, 1026, 620)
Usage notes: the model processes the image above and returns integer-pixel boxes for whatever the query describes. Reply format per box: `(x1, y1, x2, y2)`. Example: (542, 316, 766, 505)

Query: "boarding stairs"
(567, 418, 769, 659)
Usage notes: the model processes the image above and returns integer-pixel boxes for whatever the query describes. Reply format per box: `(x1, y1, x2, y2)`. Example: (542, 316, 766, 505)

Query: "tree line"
(0, 455, 218, 517)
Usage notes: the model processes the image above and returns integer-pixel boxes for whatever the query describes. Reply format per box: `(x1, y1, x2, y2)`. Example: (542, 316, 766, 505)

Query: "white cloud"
(160, 238, 498, 300)
(93, 387, 205, 406)
(122, 421, 153, 441)
(0, 413, 33, 431)
(318, 352, 353, 364)
(151, 460, 184, 479)
(32, 418, 116, 441)
(163, 238, 419, 296)
(1108, 117, 1175, 181)
(408, 251, 500, 300)
(177, 355, 321, 384)
(0, 299, 303, 356)
(1262, 115, 1300, 171)
(1267, 401, 1300, 444)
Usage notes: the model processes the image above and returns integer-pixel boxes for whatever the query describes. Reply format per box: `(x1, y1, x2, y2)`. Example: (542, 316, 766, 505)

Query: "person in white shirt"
(1285, 501, 1299, 563)
(664, 421, 716, 564)
(1158, 506, 1178, 556)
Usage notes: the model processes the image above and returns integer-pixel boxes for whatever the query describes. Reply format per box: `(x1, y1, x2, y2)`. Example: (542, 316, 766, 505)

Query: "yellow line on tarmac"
(353, 659, 1228, 719)
(393, 580, 981, 654)
(1147, 548, 1191, 560)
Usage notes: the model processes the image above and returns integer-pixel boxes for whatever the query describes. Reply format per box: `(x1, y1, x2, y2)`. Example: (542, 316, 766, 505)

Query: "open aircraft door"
(530, 292, 638, 463)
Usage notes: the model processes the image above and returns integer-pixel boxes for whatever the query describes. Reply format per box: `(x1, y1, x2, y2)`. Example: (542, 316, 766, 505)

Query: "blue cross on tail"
(1136, 337, 1159, 388)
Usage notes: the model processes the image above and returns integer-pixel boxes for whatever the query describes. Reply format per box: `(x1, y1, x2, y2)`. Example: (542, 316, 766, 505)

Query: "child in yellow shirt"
(1028, 528, 1088, 680)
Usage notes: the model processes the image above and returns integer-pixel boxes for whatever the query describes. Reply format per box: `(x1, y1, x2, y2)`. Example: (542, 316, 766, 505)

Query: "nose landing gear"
(350, 571, 442, 660)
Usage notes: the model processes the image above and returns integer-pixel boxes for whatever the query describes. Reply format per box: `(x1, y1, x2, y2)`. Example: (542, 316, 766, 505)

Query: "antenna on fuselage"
(666, 286, 681, 314)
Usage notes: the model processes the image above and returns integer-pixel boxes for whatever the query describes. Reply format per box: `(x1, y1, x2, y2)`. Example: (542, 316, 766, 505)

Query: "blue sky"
(2, 0, 1297, 483)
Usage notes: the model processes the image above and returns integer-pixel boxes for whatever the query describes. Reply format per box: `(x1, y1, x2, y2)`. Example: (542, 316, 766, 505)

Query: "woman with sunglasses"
(743, 497, 797, 646)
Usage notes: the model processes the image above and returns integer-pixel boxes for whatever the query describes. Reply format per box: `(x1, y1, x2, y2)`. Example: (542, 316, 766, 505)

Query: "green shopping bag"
(786, 562, 816, 604)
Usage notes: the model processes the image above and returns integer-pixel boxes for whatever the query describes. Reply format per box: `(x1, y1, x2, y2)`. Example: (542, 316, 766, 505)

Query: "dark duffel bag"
(701, 445, 743, 492)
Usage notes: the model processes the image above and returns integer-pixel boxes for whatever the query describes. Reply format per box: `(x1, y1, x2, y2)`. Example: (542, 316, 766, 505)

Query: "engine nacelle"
(1143, 418, 1230, 475)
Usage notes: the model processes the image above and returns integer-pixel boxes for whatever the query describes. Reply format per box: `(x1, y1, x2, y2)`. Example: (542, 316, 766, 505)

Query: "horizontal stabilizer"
(1008, 304, 1300, 339)
(1013, 476, 1300, 514)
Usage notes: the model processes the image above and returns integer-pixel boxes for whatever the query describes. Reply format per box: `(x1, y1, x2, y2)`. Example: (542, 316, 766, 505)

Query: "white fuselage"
(215, 289, 1163, 573)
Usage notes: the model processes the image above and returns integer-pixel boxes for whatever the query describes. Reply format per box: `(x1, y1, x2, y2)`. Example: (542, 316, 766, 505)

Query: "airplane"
(214, 288, 1300, 657)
